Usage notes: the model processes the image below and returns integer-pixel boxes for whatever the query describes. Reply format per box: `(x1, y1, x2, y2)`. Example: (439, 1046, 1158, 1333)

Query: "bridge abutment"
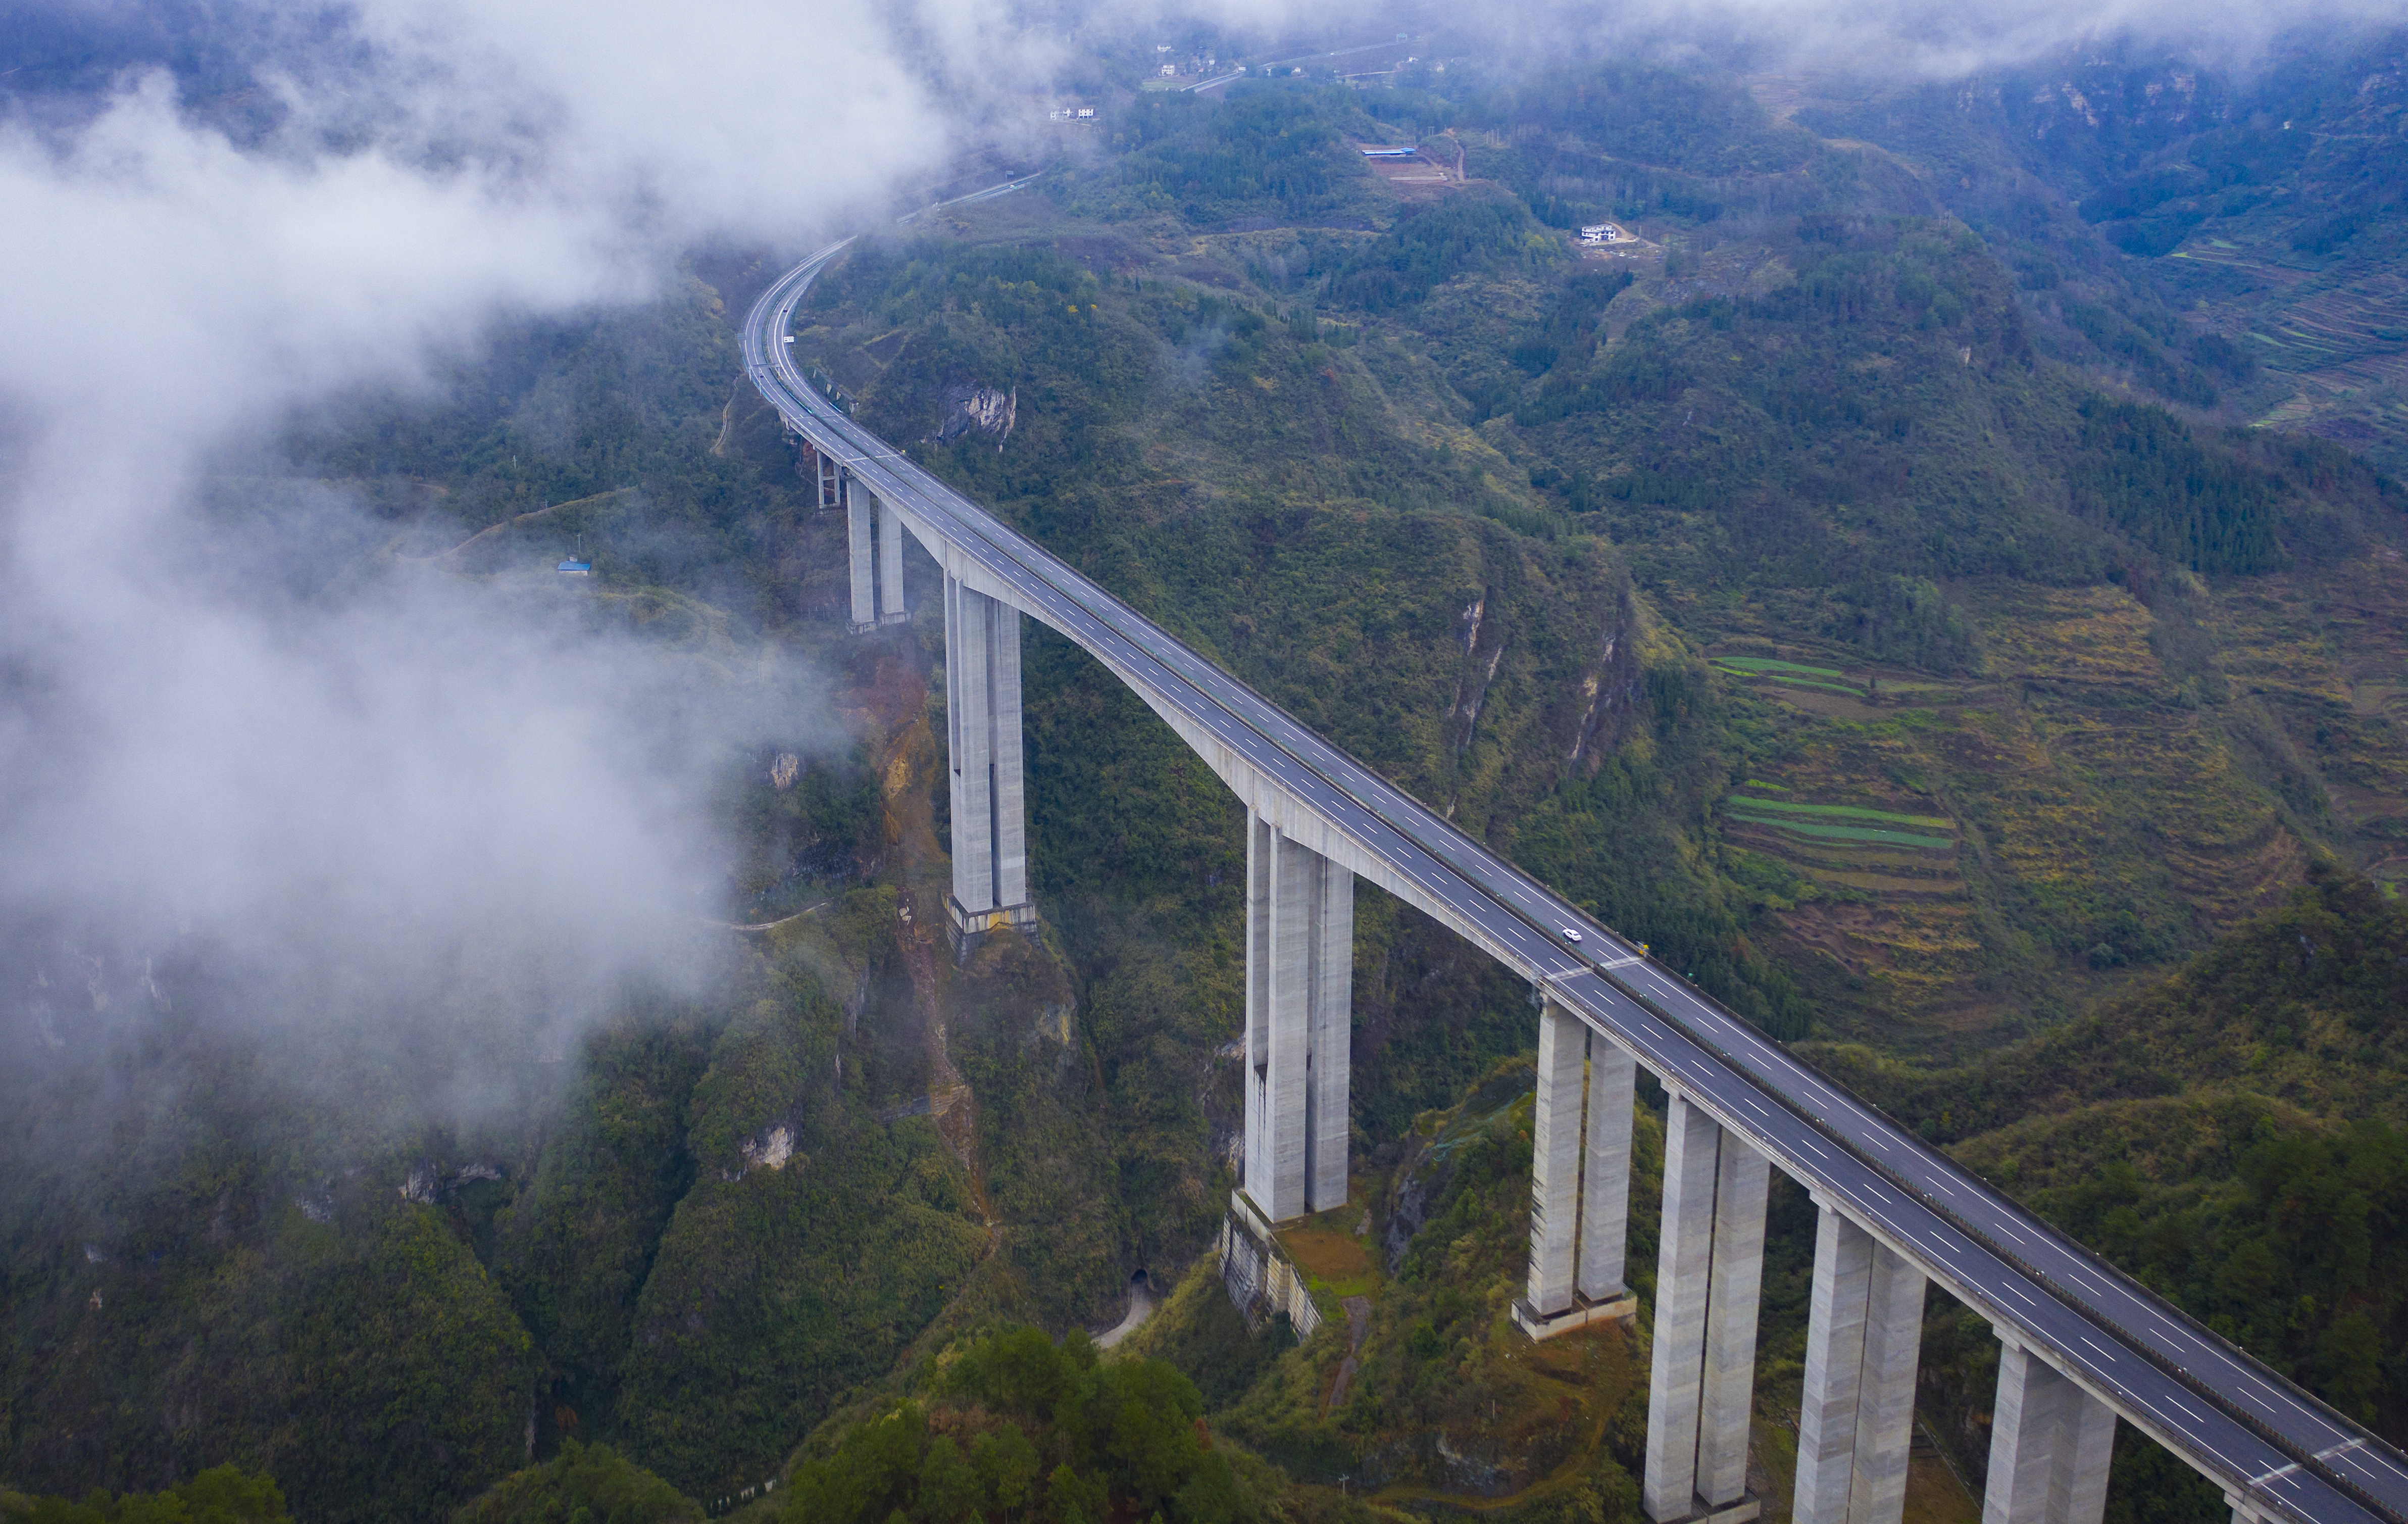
(1239, 814, 1352, 1224)
(943, 573, 1035, 951)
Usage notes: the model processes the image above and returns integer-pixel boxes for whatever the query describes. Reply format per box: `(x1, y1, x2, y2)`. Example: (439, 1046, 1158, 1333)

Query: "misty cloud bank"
(0, 0, 1028, 1080)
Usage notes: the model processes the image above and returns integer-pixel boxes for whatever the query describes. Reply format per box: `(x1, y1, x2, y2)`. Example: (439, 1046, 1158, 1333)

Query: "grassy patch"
(1725, 797, 1953, 829)
(1715, 656, 1849, 677)
(1742, 670, 1874, 695)
(1278, 1222, 1375, 1300)
(1723, 812, 1954, 850)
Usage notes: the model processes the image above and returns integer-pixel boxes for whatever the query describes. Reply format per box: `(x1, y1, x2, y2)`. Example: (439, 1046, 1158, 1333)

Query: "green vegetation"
(1721, 814, 1953, 850)
(781, 1329, 1282, 1524)
(0, 1467, 285, 1523)
(1786, 34, 2408, 468)
(1722, 797, 1954, 829)
(453, 1443, 699, 1523)
(1327, 187, 1559, 311)
(1716, 659, 1845, 678)
(1714, 667, 1865, 695)
(1073, 84, 1383, 227)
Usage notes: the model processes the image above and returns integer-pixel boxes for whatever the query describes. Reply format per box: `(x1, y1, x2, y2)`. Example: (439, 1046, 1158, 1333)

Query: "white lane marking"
(2122, 1391, 2243, 1473)
(2332, 1443, 2408, 1482)
(2232, 1384, 2283, 1415)
(1597, 955, 1644, 968)
(1922, 1232, 1959, 1258)
(2079, 1336, 2120, 1364)
(1742, 1097, 1771, 1118)
(1999, 1282, 2039, 1309)
(2060, 1267, 2112, 1298)
(1793, 1136, 1829, 1160)
(1990, 1220, 2028, 1246)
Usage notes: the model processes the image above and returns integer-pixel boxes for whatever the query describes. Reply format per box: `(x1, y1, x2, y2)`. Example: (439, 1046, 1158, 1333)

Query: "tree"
(913, 1440, 981, 1524)
(971, 1427, 1040, 1518)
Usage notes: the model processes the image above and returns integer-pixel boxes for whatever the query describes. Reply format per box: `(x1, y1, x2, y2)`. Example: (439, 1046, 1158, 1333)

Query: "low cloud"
(0, 0, 1035, 1089)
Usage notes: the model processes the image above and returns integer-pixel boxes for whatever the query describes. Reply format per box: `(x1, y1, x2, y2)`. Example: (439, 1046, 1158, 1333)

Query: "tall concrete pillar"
(846, 477, 877, 633)
(1579, 1037, 1636, 1302)
(1796, 1211, 1876, 1524)
(877, 501, 908, 624)
(943, 574, 1034, 946)
(1645, 1096, 1724, 1521)
(1645, 1095, 1769, 1522)
(1983, 1342, 2117, 1524)
(817, 449, 842, 511)
(1518, 1016, 1639, 1342)
(1525, 1003, 1585, 1316)
(1851, 1247, 1926, 1524)
(1241, 815, 1352, 1223)
(1795, 1207, 1928, 1524)
(1697, 1135, 1770, 1507)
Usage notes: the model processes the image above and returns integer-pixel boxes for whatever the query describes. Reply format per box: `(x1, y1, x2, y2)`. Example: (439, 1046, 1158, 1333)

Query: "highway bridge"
(739, 210, 2408, 1524)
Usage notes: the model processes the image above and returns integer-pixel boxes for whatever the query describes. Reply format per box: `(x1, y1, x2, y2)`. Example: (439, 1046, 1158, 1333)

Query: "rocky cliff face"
(934, 383, 1015, 448)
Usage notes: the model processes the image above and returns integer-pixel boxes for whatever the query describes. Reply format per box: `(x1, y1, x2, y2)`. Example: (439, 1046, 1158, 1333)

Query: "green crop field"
(1721, 810, 1955, 850)
(1726, 796, 1954, 829)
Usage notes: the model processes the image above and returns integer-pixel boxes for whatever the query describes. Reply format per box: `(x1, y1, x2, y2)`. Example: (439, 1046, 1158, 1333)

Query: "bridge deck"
(740, 229, 2406, 1524)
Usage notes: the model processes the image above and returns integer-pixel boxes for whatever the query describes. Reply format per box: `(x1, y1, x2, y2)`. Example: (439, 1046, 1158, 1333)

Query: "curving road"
(739, 202, 2408, 1524)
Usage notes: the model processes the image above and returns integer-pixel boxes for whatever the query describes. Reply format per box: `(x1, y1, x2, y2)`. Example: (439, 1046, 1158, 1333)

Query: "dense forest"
(6, 28, 2408, 1524)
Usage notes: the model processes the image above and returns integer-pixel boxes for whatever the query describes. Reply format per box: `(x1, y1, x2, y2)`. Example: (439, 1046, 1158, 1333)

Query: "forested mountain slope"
(1756, 28, 2408, 472)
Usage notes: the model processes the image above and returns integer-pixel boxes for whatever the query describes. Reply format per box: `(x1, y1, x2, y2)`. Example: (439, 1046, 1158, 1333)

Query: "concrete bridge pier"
(1793, 1206, 1927, 1524)
(943, 572, 1036, 950)
(1515, 998, 1638, 1340)
(880, 504, 906, 623)
(845, 481, 910, 632)
(816, 447, 843, 511)
(1982, 1341, 2117, 1524)
(1644, 1093, 1771, 1524)
(1239, 815, 1352, 1224)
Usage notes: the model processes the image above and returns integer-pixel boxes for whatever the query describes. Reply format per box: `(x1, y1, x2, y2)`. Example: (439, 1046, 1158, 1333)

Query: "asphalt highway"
(739, 212, 2408, 1524)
